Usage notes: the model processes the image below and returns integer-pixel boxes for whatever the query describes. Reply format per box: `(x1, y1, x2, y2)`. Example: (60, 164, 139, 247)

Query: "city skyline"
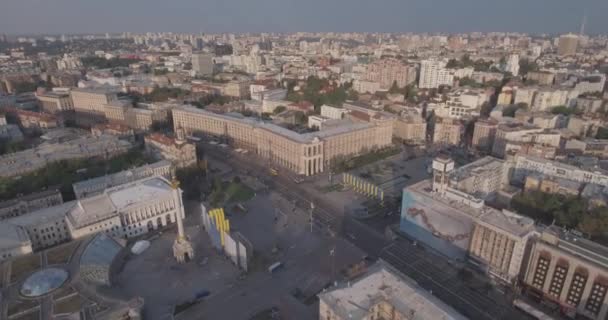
(1, 0, 607, 35)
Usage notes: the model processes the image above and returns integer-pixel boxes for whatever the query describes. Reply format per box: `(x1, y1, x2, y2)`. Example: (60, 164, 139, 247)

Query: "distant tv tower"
(579, 12, 587, 36)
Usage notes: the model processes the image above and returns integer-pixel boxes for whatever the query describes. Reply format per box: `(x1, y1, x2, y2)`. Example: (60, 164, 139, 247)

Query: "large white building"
(319, 261, 467, 320)
(511, 154, 608, 188)
(419, 60, 454, 89)
(0, 176, 187, 259)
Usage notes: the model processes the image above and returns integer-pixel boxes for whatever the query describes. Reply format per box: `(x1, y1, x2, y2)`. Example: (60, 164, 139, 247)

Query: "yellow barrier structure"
(342, 173, 384, 204)
(209, 208, 231, 246)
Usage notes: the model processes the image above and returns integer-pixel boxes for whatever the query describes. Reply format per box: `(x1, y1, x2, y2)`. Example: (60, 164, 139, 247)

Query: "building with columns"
(66, 176, 185, 240)
(523, 227, 608, 320)
(0, 176, 187, 260)
(172, 106, 393, 176)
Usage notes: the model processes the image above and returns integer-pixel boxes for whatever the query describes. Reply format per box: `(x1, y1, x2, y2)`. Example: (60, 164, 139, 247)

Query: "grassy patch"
(53, 294, 85, 315)
(225, 182, 255, 203)
(331, 146, 401, 173)
(209, 179, 255, 207)
(46, 241, 80, 266)
(11, 310, 41, 320)
(8, 299, 40, 317)
(52, 285, 76, 301)
(10, 254, 41, 283)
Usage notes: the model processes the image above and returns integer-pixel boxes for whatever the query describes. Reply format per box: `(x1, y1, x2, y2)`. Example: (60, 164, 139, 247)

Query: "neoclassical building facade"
(172, 106, 393, 176)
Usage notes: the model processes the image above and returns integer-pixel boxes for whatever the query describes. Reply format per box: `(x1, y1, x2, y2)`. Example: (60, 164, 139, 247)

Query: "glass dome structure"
(20, 267, 69, 297)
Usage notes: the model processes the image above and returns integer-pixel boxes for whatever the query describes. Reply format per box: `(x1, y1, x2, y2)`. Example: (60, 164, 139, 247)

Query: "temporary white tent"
(131, 240, 150, 255)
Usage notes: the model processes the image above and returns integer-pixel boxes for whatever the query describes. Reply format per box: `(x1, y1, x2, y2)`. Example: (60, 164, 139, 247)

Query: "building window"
(566, 272, 587, 307)
(548, 264, 568, 298)
(532, 256, 550, 289)
(585, 281, 607, 315)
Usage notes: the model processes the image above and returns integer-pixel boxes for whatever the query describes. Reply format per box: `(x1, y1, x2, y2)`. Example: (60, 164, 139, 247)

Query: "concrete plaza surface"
(114, 190, 365, 320)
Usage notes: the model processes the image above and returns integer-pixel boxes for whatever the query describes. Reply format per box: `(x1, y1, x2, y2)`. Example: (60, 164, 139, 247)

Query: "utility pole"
(309, 202, 315, 233)
(330, 246, 336, 280)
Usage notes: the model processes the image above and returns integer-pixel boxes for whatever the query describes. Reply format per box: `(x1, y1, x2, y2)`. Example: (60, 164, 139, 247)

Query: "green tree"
(551, 105, 579, 116)
(389, 81, 400, 94)
(273, 106, 287, 114)
(519, 58, 539, 76)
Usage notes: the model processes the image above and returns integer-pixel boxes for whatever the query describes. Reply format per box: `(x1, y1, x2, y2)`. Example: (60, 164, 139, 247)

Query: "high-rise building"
(433, 117, 462, 146)
(419, 60, 453, 89)
(557, 34, 579, 56)
(472, 119, 498, 151)
(191, 52, 214, 76)
(365, 58, 416, 89)
(505, 54, 520, 75)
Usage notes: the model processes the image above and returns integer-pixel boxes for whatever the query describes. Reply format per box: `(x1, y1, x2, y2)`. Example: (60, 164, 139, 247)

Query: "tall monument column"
(171, 175, 194, 263)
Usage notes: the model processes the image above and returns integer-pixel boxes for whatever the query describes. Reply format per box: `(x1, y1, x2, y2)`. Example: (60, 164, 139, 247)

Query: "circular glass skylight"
(20, 267, 69, 297)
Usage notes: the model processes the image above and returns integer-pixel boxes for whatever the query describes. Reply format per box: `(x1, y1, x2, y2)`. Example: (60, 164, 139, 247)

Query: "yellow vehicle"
(270, 168, 278, 176)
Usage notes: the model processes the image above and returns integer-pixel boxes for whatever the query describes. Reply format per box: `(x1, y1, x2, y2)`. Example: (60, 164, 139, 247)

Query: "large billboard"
(400, 188, 474, 260)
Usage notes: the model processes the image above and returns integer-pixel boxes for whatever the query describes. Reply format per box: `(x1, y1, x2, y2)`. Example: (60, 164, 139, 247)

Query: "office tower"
(191, 52, 214, 76)
(557, 34, 579, 56)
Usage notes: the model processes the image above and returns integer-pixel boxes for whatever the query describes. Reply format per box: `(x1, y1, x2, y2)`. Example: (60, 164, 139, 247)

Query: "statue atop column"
(171, 172, 194, 263)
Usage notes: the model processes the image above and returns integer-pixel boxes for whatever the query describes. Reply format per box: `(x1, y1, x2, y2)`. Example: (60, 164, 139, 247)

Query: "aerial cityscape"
(2, 2, 608, 320)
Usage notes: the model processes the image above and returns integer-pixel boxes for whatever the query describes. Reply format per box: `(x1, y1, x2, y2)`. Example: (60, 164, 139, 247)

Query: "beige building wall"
(37, 94, 74, 113)
(433, 119, 462, 146)
(472, 120, 497, 150)
(524, 235, 608, 320)
(71, 89, 117, 115)
(394, 120, 426, 143)
(469, 222, 530, 283)
(173, 107, 392, 176)
(104, 104, 127, 123)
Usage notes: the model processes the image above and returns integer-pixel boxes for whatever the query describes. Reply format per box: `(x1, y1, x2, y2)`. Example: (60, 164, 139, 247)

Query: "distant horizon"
(2, 31, 605, 37)
(1, 0, 606, 36)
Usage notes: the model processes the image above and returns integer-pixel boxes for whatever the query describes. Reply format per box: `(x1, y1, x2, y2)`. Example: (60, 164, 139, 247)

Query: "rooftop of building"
(450, 156, 505, 183)
(542, 226, 608, 269)
(72, 160, 171, 191)
(92, 122, 133, 133)
(68, 177, 174, 228)
(71, 87, 116, 95)
(0, 188, 61, 210)
(176, 105, 374, 144)
(516, 154, 608, 176)
(0, 223, 31, 249)
(406, 180, 535, 238)
(9, 201, 77, 227)
(145, 132, 190, 148)
(36, 91, 70, 98)
(318, 261, 467, 320)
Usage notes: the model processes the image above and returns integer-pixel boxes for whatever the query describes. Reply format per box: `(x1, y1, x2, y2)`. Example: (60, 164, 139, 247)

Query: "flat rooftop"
(406, 180, 535, 238)
(450, 156, 504, 183)
(318, 261, 467, 320)
(548, 226, 608, 269)
(176, 105, 374, 144)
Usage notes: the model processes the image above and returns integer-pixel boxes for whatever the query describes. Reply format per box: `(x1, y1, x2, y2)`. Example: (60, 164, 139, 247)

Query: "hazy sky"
(1, 0, 606, 35)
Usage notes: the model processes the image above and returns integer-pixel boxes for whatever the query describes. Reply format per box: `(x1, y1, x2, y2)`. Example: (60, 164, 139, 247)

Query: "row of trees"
(512, 190, 608, 241)
(286, 76, 355, 110)
(0, 149, 154, 202)
(445, 55, 500, 72)
(81, 56, 141, 69)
